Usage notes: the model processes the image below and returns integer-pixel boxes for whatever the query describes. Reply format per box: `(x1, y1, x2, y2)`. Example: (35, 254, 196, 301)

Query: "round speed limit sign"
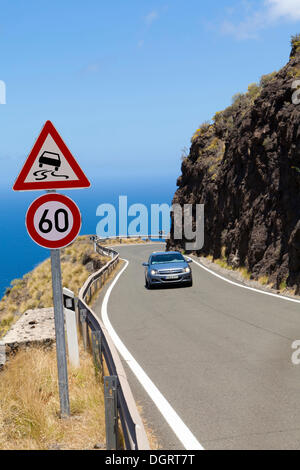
(26, 193, 81, 249)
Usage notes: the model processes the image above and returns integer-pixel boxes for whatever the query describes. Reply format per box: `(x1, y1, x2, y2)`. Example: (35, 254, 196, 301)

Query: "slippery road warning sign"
(13, 121, 90, 191)
(25, 193, 82, 249)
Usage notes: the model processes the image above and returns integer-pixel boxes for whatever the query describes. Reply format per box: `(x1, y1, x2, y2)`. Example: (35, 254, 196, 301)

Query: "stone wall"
(0, 307, 55, 365)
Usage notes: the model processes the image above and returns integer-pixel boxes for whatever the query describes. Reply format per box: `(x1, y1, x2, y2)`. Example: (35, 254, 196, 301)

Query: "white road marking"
(101, 258, 204, 451)
(100, 244, 299, 450)
(191, 257, 300, 304)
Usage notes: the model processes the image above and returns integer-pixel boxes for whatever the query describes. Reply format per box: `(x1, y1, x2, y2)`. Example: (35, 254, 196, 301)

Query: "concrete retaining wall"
(0, 307, 55, 365)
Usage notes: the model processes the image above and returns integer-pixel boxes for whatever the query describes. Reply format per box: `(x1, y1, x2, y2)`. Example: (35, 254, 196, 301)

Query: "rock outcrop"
(167, 36, 300, 292)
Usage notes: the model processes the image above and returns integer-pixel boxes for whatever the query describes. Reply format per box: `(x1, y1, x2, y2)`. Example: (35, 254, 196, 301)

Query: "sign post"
(13, 121, 90, 419)
(51, 248, 70, 417)
(25, 193, 82, 418)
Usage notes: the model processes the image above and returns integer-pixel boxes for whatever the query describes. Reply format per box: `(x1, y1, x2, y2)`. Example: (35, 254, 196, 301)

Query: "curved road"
(94, 243, 300, 450)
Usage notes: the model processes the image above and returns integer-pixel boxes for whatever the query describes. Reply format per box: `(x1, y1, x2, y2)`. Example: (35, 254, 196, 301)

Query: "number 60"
(39, 209, 69, 233)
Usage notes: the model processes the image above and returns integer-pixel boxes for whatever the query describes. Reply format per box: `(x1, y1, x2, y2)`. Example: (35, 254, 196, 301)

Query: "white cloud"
(139, 10, 160, 47)
(220, 0, 300, 40)
(266, 0, 300, 20)
(221, 11, 265, 40)
(145, 10, 158, 25)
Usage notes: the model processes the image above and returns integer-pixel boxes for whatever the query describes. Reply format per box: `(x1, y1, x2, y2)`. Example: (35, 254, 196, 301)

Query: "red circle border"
(26, 193, 82, 249)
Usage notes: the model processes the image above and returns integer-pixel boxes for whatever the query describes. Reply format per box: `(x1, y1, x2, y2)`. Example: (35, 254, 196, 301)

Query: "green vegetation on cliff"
(169, 35, 300, 293)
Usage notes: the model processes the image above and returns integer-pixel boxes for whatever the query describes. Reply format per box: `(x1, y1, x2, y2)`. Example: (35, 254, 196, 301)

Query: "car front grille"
(157, 268, 184, 275)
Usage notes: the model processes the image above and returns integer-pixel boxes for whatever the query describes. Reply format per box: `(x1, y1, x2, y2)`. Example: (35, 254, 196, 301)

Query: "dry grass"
(238, 266, 251, 281)
(258, 275, 269, 286)
(214, 259, 233, 270)
(279, 278, 288, 291)
(0, 236, 109, 337)
(0, 343, 105, 450)
(205, 254, 253, 283)
(0, 234, 158, 450)
(204, 254, 293, 289)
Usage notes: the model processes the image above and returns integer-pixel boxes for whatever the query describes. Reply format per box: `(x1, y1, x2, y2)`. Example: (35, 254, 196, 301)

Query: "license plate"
(165, 275, 179, 280)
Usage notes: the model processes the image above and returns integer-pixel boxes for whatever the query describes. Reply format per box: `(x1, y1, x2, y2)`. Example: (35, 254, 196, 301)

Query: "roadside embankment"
(0, 341, 106, 450)
(0, 236, 110, 338)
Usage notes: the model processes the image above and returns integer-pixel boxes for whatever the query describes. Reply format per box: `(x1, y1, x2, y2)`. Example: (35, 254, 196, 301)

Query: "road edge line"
(191, 257, 300, 304)
(101, 258, 205, 451)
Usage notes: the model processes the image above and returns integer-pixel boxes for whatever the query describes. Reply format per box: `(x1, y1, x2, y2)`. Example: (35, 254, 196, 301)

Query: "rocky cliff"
(167, 36, 300, 293)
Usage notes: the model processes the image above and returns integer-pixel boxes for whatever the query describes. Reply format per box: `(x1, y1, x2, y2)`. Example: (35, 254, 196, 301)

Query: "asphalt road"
(94, 243, 300, 450)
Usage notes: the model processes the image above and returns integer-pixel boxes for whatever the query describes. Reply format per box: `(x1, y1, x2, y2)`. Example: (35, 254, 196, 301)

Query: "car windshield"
(151, 253, 185, 265)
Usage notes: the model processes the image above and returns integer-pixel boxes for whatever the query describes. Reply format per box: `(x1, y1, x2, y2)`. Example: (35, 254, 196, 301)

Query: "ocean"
(0, 174, 177, 297)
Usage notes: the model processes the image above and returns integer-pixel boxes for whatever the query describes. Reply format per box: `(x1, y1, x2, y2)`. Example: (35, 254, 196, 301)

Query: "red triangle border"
(13, 121, 91, 191)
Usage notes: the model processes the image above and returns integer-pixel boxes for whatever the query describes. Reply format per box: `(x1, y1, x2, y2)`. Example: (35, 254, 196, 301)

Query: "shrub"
(191, 121, 211, 142)
(291, 34, 300, 52)
(247, 83, 260, 100)
(213, 111, 223, 123)
(180, 146, 189, 161)
(280, 278, 287, 291)
(260, 71, 277, 88)
(258, 275, 269, 285)
(232, 92, 244, 105)
(206, 137, 219, 152)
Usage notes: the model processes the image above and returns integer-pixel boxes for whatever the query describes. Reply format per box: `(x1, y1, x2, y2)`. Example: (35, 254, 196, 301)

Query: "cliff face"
(168, 37, 300, 292)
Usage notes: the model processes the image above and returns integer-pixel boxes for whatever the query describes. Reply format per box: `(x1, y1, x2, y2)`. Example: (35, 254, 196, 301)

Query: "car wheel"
(187, 279, 193, 287)
(39, 164, 42, 168)
(55, 167, 58, 171)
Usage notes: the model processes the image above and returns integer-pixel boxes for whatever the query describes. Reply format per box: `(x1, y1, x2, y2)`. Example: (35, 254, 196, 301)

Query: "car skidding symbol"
(32, 151, 69, 180)
(39, 151, 61, 171)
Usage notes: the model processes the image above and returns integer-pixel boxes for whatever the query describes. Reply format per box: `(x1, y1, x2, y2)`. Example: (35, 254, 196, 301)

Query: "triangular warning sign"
(13, 121, 91, 191)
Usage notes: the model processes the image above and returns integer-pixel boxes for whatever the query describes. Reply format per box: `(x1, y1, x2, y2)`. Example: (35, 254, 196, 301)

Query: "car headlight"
(151, 269, 157, 275)
(184, 267, 191, 273)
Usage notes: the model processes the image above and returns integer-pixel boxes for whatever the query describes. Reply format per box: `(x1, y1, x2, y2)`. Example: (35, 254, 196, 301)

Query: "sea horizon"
(0, 172, 177, 297)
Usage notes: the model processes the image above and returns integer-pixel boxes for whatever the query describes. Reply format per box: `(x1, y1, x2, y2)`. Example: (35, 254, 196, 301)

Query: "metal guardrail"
(96, 234, 169, 243)
(77, 237, 150, 450)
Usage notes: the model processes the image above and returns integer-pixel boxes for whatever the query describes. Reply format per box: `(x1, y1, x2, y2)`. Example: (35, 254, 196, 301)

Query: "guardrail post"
(0, 341, 6, 366)
(91, 330, 103, 378)
(74, 297, 79, 326)
(63, 288, 80, 368)
(104, 375, 118, 450)
(80, 308, 88, 350)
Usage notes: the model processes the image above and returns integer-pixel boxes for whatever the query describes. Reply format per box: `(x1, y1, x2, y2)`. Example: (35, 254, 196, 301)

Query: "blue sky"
(1, 0, 300, 191)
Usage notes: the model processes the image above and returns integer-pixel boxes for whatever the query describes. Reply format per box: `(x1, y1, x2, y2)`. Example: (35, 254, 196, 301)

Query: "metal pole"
(104, 375, 118, 450)
(50, 248, 70, 417)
